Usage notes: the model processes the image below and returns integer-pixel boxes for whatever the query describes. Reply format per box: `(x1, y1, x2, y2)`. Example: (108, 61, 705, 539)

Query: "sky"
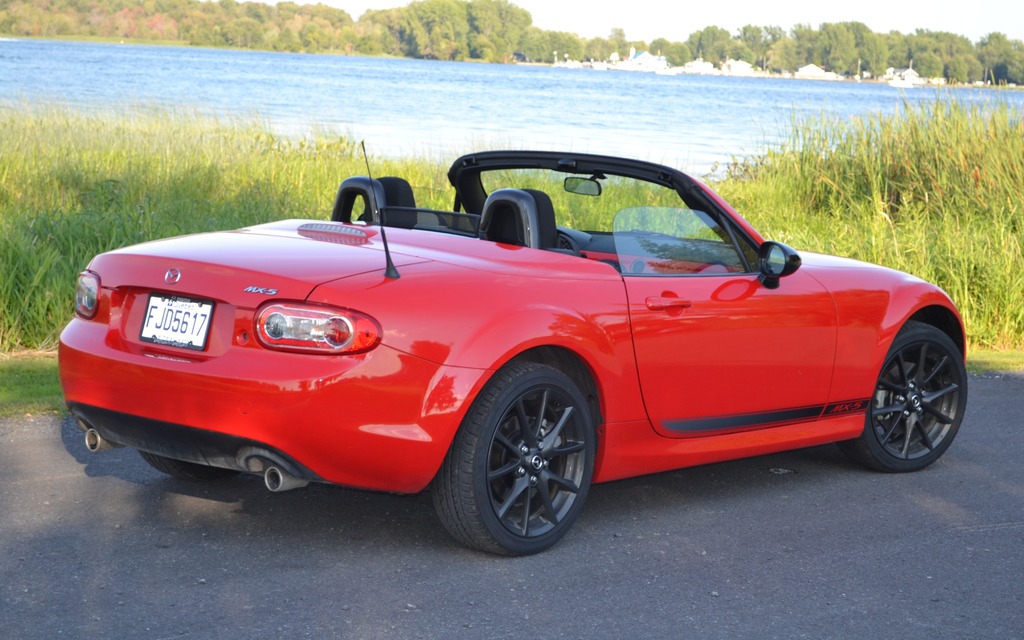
(327, 0, 1024, 44)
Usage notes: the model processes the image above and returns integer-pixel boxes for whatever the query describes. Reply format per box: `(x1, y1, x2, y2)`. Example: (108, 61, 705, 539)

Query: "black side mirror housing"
(758, 241, 801, 289)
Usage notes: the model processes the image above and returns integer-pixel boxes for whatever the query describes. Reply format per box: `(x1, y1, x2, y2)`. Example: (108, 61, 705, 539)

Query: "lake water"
(3, 38, 1021, 175)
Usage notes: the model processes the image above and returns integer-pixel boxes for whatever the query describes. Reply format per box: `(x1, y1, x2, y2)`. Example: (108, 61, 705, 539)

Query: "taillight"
(255, 303, 381, 354)
(74, 272, 100, 319)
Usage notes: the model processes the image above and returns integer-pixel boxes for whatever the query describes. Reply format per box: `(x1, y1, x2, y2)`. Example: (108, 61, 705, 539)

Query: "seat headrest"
(330, 176, 417, 228)
(478, 188, 557, 249)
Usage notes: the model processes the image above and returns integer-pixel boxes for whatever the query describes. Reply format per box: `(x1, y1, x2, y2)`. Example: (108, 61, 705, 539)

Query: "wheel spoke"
(896, 351, 910, 386)
(922, 401, 954, 424)
(916, 343, 929, 384)
(519, 484, 532, 535)
(535, 478, 559, 526)
(544, 469, 580, 494)
(495, 475, 530, 520)
(550, 441, 585, 457)
(923, 383, 959, 404)
(541, 406, 574, 455)
(900, 415, 915, 458)
(488, 459, 522, 481)
(872, 401, 904, 418)
(914, 420, 936, 451)
(494, 430, 519, 456)
(514, 398, 539, 449)
(879, 412, 904, 444)
(921, 355, 950, 386)
(878, 378, 904, 394)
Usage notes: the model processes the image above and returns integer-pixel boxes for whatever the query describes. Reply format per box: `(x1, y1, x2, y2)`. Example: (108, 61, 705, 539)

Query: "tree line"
(3, 0, 1023, 84)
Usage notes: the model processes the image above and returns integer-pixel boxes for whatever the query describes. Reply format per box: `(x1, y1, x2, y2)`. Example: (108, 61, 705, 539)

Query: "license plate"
(139, 294, 214, 351)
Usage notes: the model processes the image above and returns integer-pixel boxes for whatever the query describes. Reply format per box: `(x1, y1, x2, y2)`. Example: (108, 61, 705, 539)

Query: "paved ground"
(2, 373, 1022, 639)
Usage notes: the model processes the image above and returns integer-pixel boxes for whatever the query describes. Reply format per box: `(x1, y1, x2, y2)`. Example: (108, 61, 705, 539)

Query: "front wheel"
(432, 362, 596, 555)
(840, 321, 968, 472)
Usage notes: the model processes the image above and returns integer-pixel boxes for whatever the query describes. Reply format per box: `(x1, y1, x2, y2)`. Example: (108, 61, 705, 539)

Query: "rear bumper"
(59, 317, 484, 493)
(69, 403, 319, 481)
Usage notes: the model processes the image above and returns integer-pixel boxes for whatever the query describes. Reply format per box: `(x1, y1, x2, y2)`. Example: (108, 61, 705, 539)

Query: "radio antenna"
(360, 140, 400, 280)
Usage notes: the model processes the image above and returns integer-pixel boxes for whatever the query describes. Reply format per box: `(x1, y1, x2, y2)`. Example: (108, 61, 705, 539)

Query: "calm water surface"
(2, 38, 1021, 174)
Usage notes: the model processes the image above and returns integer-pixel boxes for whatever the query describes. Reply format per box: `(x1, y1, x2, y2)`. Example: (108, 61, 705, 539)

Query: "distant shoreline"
(5, 35, 1020, 92)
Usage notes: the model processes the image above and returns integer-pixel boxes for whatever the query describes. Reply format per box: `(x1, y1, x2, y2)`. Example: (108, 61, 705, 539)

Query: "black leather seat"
(478, 188, 558, 250)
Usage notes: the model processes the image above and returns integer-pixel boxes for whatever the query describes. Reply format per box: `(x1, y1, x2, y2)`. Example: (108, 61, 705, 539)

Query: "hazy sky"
(328, 0, 1022, 44)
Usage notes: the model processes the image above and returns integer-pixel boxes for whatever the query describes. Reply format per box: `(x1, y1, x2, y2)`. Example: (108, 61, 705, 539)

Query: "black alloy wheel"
(433, 361, 595, 555)
(840, 321, 967, 472)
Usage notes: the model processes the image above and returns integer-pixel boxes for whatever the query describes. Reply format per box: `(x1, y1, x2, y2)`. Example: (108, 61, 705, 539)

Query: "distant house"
(721, 59, 756, 77)
(795, 63, 840, 81)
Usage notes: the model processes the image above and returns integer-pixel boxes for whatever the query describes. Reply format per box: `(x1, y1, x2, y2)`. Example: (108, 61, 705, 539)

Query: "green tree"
(583, 36, 612, 61)
(467, 0, 530, 61)
(548, 30, 583, 61)
(767, 36, 798, 73)
(663, 41, 691, 67)
(737, 24, 769, 68)
(976, 32, 1024, 84)
(405, 0, 469, 60)
(518, 25, 550, 62)
(686, 25, 730, 63)
(791, 23, 819, 66)
(819, 22, 857, 75)
(857, 31, 888, 77)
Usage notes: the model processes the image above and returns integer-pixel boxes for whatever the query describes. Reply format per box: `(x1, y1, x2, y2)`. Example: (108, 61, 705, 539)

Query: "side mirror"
(564, 176, 602, 196)
(758, 241, 801, 289)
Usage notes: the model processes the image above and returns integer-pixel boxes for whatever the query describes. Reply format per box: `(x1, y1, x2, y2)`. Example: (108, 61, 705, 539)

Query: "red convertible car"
(59, 151, 968, 555)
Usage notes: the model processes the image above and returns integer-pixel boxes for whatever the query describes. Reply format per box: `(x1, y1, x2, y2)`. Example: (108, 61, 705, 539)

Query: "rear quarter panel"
(305, 243, 649, 427)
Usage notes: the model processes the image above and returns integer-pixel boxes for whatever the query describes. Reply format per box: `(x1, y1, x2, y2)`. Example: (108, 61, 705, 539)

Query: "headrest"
(478, 188, 557, 249)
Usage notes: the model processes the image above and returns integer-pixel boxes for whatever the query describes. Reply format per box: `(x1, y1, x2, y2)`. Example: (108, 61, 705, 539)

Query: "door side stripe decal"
(661, 399, 869, 437)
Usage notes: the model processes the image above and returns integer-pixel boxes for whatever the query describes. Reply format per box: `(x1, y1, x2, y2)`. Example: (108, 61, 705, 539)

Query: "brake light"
(74, 272, 100, 319)
(255, 303, 381, 354)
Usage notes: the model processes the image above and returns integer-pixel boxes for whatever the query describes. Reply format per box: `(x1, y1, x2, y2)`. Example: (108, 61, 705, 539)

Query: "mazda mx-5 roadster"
(60, 151, 968, 555)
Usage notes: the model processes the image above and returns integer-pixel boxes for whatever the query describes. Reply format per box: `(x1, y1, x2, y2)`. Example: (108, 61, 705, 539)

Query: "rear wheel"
(433, 362, 595, 555)
(138, 451, 240, 481)
(840, 321, 967, 472)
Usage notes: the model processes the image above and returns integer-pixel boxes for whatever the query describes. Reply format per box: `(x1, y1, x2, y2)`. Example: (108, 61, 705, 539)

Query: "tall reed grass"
(1, 100, 1021, 351)
(717, 98, 1024, 349)
(0, 106, 450, 350)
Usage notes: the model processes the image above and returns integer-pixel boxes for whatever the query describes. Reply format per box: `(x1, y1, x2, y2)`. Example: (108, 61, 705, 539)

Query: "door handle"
(645, 296, 693, 311)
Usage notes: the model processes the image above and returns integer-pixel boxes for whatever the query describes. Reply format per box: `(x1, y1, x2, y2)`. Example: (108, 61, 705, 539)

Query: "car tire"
(839, 321, 968, 472)
(432, 361, 595, 555)
(138, 451, 241, 481)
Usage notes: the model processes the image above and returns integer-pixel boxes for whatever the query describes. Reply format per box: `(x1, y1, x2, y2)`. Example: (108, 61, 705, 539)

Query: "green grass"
(0, 105, 451, 351)
(2, 98, 1023, 353)
(715, 97, 1024, 349)
(0, 353, 63, 418)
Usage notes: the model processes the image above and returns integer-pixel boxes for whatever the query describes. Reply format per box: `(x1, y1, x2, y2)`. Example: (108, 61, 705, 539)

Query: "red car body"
(59, 151, 968, 554)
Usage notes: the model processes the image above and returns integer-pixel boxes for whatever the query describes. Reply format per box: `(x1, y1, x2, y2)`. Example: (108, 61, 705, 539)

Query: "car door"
(614, 205, 838, 437)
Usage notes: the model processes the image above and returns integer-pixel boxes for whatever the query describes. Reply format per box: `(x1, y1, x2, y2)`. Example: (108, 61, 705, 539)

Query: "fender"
(308, 259, 649, 425)
(801, 255, 964, 403)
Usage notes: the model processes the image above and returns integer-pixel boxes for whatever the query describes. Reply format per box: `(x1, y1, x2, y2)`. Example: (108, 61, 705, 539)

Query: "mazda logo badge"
(164, 268, 182, 285)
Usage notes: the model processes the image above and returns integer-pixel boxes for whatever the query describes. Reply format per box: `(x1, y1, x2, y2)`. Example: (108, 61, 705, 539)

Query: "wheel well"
(908, 306, 966, 356)
(510, 346, 604, 429)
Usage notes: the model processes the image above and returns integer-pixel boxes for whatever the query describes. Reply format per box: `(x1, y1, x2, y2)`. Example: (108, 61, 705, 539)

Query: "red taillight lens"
(74, 272, 100, 319)
(255, 303, 381, 354)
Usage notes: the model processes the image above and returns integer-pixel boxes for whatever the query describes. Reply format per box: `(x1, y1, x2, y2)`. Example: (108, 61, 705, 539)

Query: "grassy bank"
(1, 99, 1022, 352)
(716, 98, 1024, 349)
(0, 106, 451, 351)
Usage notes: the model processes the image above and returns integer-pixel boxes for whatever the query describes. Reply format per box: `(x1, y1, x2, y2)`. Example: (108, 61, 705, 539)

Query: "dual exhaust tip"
(83, 427, 309, 492)
(263, 465, 309, 492)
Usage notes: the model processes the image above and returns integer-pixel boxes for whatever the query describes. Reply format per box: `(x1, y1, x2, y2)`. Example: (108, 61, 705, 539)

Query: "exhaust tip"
(84, 428, 120, 452)
(264, 466, 309, 492)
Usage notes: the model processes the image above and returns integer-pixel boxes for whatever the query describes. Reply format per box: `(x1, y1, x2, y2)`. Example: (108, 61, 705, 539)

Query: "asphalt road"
(2, 373, 1022, 640)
